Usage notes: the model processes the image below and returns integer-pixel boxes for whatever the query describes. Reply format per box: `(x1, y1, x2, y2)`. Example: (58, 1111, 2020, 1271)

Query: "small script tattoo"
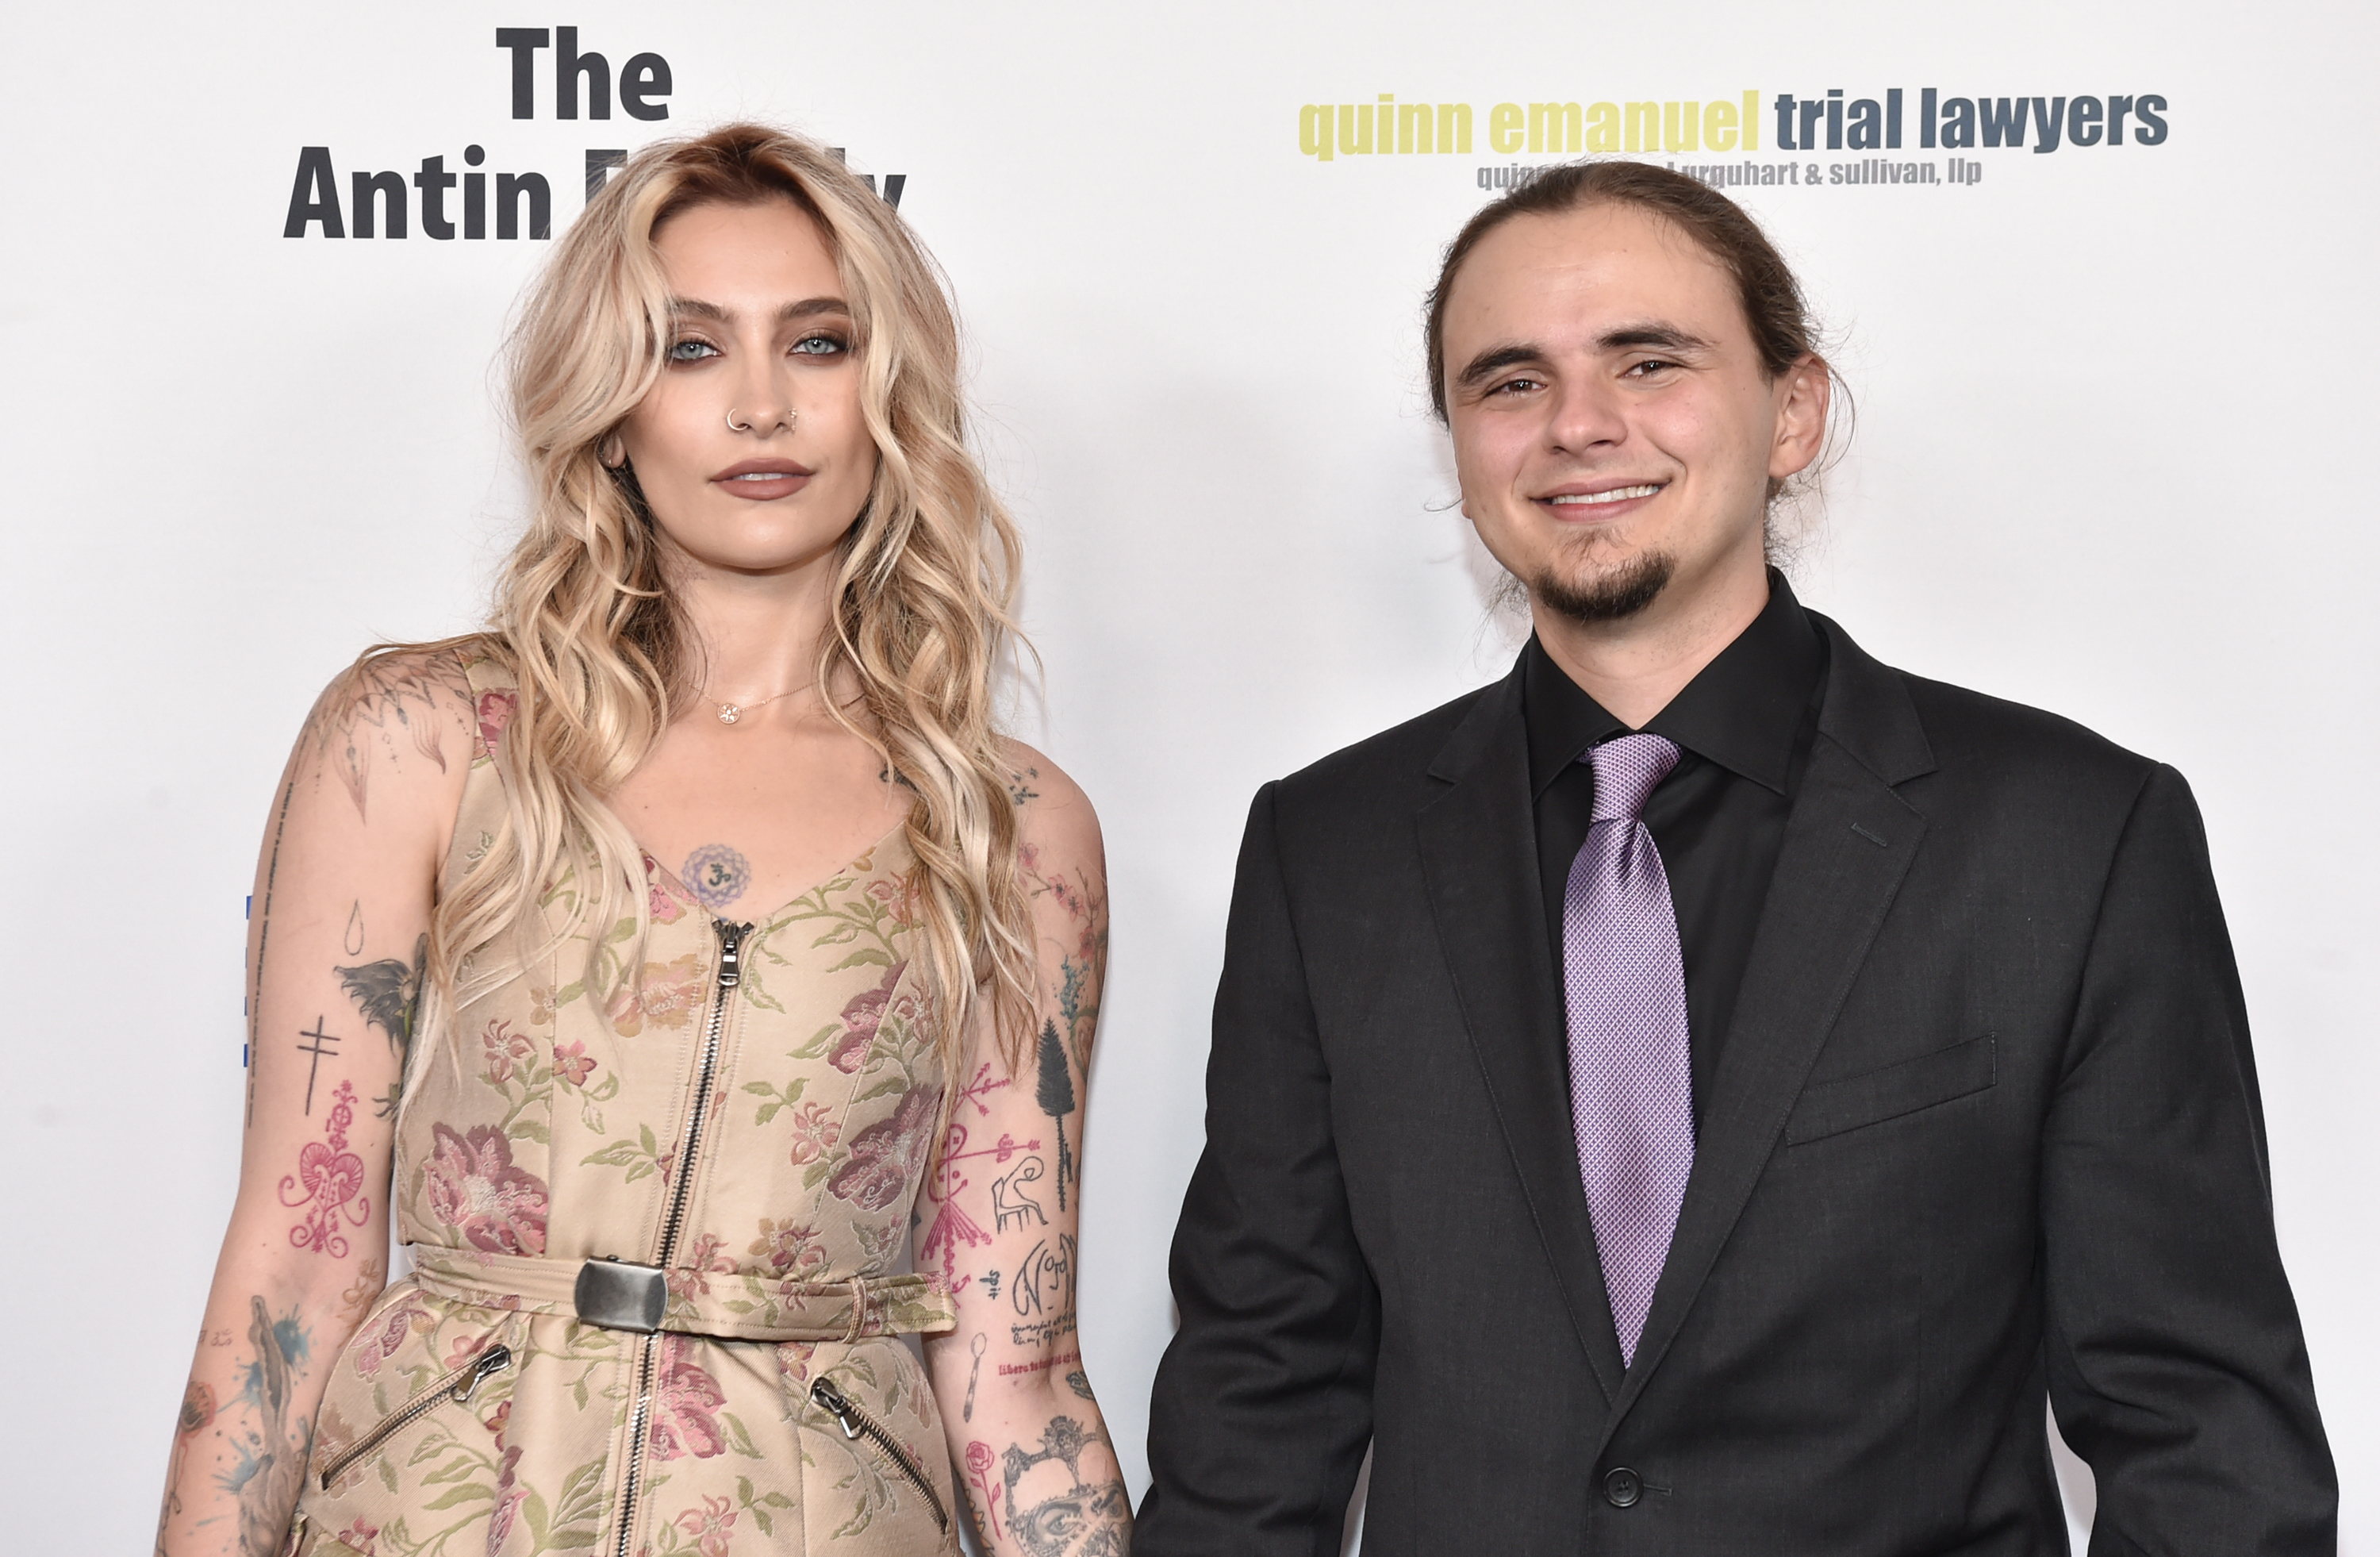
(682, 844, 752, 909)
(279, 1080, 369, 1258)
(294, 1017, 342, 1115)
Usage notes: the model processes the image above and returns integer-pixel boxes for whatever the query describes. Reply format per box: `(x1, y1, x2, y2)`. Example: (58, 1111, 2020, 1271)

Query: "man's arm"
(1138, 782, 1380, 1555)
(2040, 763, 2336, 1552)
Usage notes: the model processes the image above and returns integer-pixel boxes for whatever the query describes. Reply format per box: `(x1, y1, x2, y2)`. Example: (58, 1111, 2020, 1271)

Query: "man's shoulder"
(1896, 668, 2157, 784)
(1269, 680, 1502, 813)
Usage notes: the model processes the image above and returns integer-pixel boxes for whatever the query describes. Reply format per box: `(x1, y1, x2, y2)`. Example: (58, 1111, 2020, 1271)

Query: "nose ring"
(726, 409, 793, 434)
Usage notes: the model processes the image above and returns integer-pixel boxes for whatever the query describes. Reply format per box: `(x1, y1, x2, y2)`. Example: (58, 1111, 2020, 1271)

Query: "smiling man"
(1137, 163, 2335, 1553)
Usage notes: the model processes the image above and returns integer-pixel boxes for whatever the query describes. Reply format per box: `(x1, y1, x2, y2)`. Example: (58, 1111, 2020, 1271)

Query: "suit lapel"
(1417, 670, 1629, 1403)
(1595, 619, 1939, 1439)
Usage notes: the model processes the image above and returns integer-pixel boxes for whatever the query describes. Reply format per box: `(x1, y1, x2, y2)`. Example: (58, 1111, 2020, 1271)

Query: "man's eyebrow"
(665, 296, 851, 323)
(1598, 323, 1710, 353)
(1454, 343, 1546, 392)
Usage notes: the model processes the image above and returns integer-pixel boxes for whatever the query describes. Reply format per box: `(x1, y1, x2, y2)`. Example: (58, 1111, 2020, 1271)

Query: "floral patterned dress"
(291, 658, 961, 1557)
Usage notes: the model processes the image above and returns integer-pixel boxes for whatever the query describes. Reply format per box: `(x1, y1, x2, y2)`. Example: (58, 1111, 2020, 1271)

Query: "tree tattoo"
(1035, 1020, 1076, 1213)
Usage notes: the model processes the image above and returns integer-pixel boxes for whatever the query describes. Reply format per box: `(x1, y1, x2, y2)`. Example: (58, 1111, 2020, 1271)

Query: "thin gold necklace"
(705, 682, 813, 726)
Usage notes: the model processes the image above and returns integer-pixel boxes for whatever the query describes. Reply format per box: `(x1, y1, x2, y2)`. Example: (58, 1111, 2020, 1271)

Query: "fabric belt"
(408, 1246, 957, 1344)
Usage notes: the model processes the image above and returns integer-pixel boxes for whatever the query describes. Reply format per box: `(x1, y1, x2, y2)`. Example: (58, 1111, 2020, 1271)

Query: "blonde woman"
(155, 125, 1128, 1557)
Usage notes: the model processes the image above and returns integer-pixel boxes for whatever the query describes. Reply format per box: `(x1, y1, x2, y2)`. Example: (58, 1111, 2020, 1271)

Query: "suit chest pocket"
(1784, 1034, 1997, 1147)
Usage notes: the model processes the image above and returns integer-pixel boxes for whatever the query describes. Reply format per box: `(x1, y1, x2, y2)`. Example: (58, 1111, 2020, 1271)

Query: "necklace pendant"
(717, 704, 741, 725)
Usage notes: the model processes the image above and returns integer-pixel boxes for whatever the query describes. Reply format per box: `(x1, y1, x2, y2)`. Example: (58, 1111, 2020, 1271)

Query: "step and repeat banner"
(2, 1, 2370, 1547)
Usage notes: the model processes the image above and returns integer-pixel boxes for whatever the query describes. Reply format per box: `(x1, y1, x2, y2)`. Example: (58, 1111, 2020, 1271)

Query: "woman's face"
(615, 198, 877, 578)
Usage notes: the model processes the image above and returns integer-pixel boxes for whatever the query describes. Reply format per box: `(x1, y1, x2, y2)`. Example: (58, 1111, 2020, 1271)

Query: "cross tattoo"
(295, 1017, 342, 1114)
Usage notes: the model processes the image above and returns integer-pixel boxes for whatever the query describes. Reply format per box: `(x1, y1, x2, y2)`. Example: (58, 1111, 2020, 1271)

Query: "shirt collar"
(1523, 569, 1825, 798)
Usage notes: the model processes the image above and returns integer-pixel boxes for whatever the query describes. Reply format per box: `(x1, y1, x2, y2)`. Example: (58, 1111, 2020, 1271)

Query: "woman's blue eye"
(791, 334, 846, 357)
(668, 339, 720, 362)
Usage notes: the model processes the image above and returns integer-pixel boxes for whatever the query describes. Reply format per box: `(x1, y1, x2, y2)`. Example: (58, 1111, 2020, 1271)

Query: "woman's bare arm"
(923, 750, 1130, 1555)
(155, 652, 475, 1555)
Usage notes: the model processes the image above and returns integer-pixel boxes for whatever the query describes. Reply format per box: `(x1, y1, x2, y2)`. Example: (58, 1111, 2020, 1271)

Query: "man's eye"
(791, 333, 846, 357)
(667, 339, 720, 363)
(1491, 376, 1541, 396)
(1626, 358, 1679, 377)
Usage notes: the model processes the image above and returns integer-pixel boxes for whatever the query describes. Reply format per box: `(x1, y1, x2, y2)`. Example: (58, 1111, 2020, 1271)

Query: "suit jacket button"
(1603, 1467, 1642, 1508)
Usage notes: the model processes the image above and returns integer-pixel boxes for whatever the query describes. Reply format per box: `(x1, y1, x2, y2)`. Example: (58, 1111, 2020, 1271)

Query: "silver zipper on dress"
(317, 1344, 512, 1490)
(810, 1376, 951, 1532)
(612, 917, 751, 1557)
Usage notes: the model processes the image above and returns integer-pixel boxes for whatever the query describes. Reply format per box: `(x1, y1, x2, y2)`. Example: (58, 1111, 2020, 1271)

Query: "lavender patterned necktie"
(1562, 732, 1695, 1367)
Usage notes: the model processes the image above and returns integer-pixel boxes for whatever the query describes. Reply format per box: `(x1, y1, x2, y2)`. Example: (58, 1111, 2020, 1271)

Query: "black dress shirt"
(1526, 571, 1829, 1113)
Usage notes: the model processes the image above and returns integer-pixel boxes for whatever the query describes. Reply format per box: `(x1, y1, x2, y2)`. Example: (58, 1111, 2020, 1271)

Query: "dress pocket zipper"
(808, 1375, 950, 1532)
(317, 1344, 514, 1490)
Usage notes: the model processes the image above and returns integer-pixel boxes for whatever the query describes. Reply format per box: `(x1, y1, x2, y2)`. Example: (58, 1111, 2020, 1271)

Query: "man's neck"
(1531, 559, 1772, 730)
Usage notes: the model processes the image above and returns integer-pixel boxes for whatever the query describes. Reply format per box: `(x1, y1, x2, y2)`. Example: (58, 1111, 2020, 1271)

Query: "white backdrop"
(2, 1, 2370, 1548)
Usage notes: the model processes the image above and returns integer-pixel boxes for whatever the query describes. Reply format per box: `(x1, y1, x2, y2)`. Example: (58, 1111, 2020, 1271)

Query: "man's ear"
(1768, 356, 1832, 482)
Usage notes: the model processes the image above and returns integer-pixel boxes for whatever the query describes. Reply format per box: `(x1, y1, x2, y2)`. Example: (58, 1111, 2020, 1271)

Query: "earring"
(598, 433, 627, 469)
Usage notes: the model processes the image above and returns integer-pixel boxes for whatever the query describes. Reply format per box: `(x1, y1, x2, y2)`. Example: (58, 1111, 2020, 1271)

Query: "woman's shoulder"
(998, 738, 1103, 874)
(290, 637, 494, 821)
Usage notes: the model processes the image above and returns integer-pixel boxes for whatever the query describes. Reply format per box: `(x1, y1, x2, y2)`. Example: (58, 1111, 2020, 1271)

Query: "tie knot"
(1584, 732, 1680, 822)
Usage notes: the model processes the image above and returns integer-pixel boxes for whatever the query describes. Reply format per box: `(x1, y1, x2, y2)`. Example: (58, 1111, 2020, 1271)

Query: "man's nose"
(1545, 375, 1626, 453)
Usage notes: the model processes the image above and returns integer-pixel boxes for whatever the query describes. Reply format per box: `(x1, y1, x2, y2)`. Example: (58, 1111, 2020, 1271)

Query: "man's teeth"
(1549, 485, 1661, 506)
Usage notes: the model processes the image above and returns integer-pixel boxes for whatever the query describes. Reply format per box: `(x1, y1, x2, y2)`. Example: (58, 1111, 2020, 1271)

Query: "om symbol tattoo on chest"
(681, 844, 752, 909)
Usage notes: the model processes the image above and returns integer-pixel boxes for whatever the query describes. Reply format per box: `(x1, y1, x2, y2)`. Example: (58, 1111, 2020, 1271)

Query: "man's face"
(1440, 202, 1826, 627)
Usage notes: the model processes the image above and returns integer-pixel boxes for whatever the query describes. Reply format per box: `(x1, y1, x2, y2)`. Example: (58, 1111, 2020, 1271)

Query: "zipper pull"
(808, 1376, 864, 1440)
(451, 1344, 512, 1404)
(714, 919, 753, 988)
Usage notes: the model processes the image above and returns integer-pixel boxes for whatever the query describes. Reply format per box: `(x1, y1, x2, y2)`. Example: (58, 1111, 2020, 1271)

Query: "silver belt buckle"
(574, 1257, 668, 1334)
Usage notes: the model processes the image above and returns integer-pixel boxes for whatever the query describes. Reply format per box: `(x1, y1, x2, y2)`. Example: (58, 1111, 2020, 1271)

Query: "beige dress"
(292, 657, 961, 1557)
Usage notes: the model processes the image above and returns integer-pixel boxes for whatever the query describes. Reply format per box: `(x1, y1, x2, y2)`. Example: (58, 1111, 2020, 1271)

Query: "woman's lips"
(712, 459, 813, 502)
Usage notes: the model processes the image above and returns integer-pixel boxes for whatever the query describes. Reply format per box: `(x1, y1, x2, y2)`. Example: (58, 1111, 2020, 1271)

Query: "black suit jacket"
(1139, 617, 2334, 1555)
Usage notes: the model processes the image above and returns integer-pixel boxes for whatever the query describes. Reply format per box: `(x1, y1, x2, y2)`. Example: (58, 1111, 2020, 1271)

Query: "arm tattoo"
(303, 652, 470, 822)
(990, 1416, 1130, 1556)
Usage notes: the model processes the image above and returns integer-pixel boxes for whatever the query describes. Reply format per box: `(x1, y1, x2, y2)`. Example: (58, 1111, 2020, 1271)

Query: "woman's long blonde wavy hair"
(417, 124, 1035, 1079)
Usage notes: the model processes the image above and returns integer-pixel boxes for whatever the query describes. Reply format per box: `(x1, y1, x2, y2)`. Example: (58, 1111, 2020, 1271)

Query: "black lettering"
(1825, 88, 1844, 149)
(620, 52, 671, 121)
(464, 145, 487, 239)
(2031, 98, 2065, 152)
(2133, 94, 2168, 144)
(2107, 94, 2134, 144)
(882, 173, 906, 210)
(557, 26, 609, 119)
(2067, 96, 2103, 147)
(284, 147, 344, 238)
(495, 27, 548, 118)
(1774, 92, 1798, 151)
(414, 156, 457, 240)
(1847, 97, 1881, 149)
(1920, 86, 1937, 149)
(1979, 97, 2026, 148)
(498, 171, 551, 239)
(584, 148, 628, 201)
(349, 169, 405, 239)
(1798, 98, 1823, 149)
(1887, 86, 1902, 149)
(1941, 97, 1975, 148)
